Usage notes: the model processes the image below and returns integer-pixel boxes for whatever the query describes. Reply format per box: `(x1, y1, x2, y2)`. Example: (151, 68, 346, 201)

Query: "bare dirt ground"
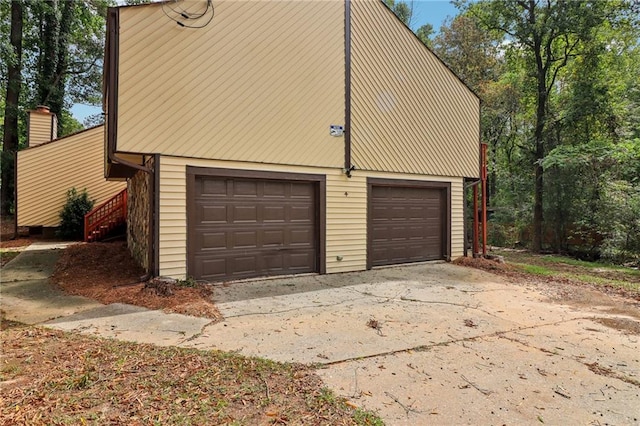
(453, 252, 640, 301)
(453, 251, 640, 335)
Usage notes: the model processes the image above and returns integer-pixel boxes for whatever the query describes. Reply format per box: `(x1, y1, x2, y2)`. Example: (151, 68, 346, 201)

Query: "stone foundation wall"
(127, 162, 152, 272)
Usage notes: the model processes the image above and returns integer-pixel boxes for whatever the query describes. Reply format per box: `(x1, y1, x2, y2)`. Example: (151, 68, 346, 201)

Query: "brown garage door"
(368, 182, 448, 268)
(188, 173, 319, 282)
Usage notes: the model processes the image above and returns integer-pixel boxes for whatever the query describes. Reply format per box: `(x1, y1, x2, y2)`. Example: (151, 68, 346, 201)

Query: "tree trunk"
(50, 0, 75, 133)
(532, 29, 547, 253)
(38, 0, 60, 107)
(1, 1, 24, 216)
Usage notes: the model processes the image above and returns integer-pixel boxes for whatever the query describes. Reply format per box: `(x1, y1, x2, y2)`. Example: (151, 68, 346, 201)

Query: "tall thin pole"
(481, 143, 488, 256)
(473, 184, 479, 257)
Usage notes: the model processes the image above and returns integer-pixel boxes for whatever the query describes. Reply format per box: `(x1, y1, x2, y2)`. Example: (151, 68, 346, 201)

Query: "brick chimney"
(27, 105, 58, 147)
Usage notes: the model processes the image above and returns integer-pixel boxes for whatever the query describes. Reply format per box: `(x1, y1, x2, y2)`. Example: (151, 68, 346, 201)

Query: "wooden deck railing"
(83, 188, 127, 242)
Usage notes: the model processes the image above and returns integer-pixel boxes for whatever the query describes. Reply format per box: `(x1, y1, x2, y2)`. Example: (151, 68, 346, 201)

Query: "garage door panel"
(232, 205, 258, 222)
(290, 182, 314, 198)
(189, 174, 319, 281)
(198, 257, 226, 279)
(199, 204, 227, 223)
(233, 230, 259, 248)
(291, 205, 313, 222)
(290, 228, 314, 245)
(201, 179, 227, 196)
(263, 229, 285, 246)
(200, 232, 227, 251)
(369, 184, 446, 267)
(290, 251, 316, 268)
(262, 253, 284, 271)
(233, 180, 259, 197)
(263, 205, 286, 221)
(232, 255, 259, 275)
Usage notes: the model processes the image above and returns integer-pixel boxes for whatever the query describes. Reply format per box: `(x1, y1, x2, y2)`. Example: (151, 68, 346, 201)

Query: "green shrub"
(58, 188, 95, 240)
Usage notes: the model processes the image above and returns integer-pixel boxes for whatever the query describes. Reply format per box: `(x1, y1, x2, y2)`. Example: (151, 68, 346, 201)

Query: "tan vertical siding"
(17, 126, 126, 227)
(27, 110, 57, 147)
(158, 156, 463, 279)
(117, 0, 344, 168)
(326, 173, 368, 272)
(450, 178, 465, 258)
(350, 0, 480, 178)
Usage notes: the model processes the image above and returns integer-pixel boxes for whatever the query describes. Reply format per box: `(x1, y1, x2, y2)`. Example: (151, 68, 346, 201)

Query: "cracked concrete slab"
(185, 264, 587, 364)
(0, 242, 102, 323)
(318, 334, 640, 425)
(45, 303, 213, 346)
(184, 263, 640, 424)
(3, 249, 639, 425)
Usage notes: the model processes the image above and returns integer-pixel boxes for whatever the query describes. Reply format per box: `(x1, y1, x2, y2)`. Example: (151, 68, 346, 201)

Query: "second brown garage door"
(368, 181, 449, 268)
(187, 169, 321, 282)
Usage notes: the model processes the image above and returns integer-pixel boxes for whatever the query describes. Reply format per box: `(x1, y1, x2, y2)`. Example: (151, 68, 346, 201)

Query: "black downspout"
(106, 8, 150, 176)
(344, 0, 353, 177)
(107, 7, 153, 280)
(153, 154, 160, 277)
(146, 156, 155, 279)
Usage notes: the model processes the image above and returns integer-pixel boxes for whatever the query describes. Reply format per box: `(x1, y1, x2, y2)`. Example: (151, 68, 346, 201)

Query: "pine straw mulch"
(0, 323, 377, 425)
(50, 242, 222, 321)
(0, 214, 30, 246)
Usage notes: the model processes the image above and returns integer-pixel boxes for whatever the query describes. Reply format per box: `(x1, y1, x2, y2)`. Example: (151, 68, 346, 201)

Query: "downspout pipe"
(106, 6, 154, 281)
(344, 0, 354, 178)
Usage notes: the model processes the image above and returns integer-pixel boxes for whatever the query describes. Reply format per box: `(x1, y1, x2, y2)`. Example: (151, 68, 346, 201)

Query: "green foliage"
(541, 139, 640, 263)
(59, 110, 84, 137)
(58, 188, 94, 240)
(416, 23, 434, 46)
(515, 264, 554, 276)
(440, 0, 640, 263)
(176, 277, 198, 288)
(599, 180, 640, 265)
(384, 0, 413, 26)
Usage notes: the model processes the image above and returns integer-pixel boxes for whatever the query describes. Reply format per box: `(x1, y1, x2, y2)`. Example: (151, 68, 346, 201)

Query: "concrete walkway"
(2, 245, 639, 425)
(1, 242, 103, 323)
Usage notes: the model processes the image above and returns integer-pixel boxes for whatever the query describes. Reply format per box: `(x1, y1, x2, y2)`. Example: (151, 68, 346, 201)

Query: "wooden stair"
(84, 188, 127, 242)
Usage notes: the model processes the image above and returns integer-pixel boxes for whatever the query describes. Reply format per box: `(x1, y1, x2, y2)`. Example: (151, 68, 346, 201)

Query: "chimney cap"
(35, 105, 51, 113)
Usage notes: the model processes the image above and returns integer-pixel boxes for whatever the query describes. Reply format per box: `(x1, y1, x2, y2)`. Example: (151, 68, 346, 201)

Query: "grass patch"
(1, 325, 382, 425)
(540, 255, 640, 274)
(492, 249, 640, 296)
(514, 263, 555, 276)
(0, 250, 20, 267)
(564, 273, 640, 292)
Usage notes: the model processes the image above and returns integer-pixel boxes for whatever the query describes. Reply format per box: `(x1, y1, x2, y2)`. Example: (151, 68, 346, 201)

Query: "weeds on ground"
(493, 249, 640, 296)
(0, 250, 20, 267)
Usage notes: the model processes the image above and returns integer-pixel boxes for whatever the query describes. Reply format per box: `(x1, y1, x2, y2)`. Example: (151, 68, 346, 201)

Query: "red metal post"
(481, 143, 488, 256)
(84, 214, 89, 242)
(473, 184, 479, 257)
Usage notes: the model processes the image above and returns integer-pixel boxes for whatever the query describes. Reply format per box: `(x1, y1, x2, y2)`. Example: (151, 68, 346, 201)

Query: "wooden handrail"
(84, 188, 127, 242)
